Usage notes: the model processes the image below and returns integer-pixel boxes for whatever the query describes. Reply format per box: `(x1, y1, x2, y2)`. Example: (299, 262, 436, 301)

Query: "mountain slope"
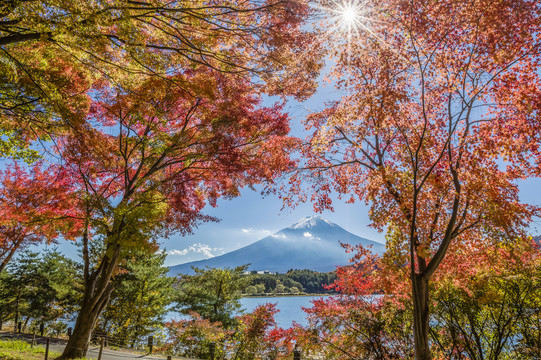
(169, 216, 385, 275)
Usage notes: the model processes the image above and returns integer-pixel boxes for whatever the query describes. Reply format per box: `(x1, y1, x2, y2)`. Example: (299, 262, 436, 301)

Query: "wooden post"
(293, 348, 301, 360)
(44, 338, 50, 360)
(167, 356, 172, 360)
(148, 335, 153, 354)
(98, 337, 104, 360)
(209, 341, 216, 360)
(31, 330, 36, 347)
(67, 327, 72, 339)
(39, 322, 44, 337)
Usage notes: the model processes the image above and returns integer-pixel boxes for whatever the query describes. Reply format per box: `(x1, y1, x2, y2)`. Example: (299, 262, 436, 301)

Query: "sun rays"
(331, 0, 371, 35)
(310, 0, 377, 72)
(313, 0, 376, 45)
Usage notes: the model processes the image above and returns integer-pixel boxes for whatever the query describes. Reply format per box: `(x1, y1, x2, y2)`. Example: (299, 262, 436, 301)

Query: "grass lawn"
(0, 339, 86, 360)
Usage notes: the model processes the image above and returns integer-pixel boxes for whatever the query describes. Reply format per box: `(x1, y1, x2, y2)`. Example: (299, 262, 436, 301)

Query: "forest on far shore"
(243, 269, 337, 296)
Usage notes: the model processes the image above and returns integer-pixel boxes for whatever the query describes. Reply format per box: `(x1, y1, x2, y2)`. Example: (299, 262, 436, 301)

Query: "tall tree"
(2, 1, 321, 357)
(297, 0, 541, 358)
(0, 268, 13, 329)
(174, 265, 251, 327)
(29, 248, 82, 327)
(0, 249, 82, 332)
(5, 250, 40, 332)
(53, 66, 297, 358)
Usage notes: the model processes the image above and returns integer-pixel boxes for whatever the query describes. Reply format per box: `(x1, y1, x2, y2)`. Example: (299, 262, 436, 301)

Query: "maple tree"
(295, 0, 541, 358)
(0, 0, 320, 159)
(296, 237, 541, 360)
(1, 1, 321, 357)
(162, 312, 230, 359)
(0, 164, 81, 273)
(431, 237, 541, 359)
(230, 303, 284, 359)
(293, 245, 413, 360)
(47, 66, 297, 358)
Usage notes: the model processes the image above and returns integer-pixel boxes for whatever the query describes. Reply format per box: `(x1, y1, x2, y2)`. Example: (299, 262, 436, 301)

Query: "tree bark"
(412, 273, 431, 360)
(13, 288, 20, 333)
(58, 292, 110, 358)
(0, 32, 49, 46)
(57, 241, 120, 359)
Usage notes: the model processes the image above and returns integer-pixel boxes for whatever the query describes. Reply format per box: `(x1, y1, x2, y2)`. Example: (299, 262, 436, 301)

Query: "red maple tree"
(51, 68, 298, 358)
(0, 163, 82, 273)
(295, 0, 541, 358)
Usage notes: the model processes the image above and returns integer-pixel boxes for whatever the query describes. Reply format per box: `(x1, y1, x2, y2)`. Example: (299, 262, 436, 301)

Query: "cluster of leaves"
(0, 0, 321, 158)
(293, 245, 414, 360)
(294, 237, 541, 360)
(430, 237, 541, 359)
(161, 304, 293, 360)
(0, 164, 82, 273)
(0, 248, 82, 335)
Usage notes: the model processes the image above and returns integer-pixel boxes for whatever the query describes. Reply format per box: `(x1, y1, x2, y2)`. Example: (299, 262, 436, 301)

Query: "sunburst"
(333, 0, 369, 35)
(310, 0, 376, 74)
(322, 0, 374, 40)
(312, 0, 374, 94)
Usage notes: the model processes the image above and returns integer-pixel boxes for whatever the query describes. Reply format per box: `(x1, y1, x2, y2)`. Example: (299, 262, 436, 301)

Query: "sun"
(338, 2, 360, 29)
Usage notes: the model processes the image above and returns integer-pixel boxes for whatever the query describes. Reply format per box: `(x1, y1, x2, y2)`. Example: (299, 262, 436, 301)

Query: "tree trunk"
(412, 273, 431, 360)
(57, 241, 120, 359)
(13, 289, 20, 332)
(58, 294, 110, 358)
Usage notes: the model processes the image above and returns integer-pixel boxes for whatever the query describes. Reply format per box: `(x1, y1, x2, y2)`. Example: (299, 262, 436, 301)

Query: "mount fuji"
(168, 216, 385, 275)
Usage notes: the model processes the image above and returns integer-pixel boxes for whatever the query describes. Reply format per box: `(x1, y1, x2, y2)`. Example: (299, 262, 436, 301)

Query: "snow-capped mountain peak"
(288, 215, 335, 230)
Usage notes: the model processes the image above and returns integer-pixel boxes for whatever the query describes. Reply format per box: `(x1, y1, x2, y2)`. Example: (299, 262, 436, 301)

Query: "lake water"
(240, 296, 328, 327)
(168, 295, 328, 328)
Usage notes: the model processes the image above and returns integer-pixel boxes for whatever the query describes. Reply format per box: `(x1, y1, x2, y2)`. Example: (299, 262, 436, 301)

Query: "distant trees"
(286, 270, 337, 294)
(245, 270, 337, 295)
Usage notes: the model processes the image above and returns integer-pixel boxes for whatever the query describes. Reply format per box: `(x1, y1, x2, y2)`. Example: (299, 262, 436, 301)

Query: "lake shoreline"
(242, 293, 333, 298)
